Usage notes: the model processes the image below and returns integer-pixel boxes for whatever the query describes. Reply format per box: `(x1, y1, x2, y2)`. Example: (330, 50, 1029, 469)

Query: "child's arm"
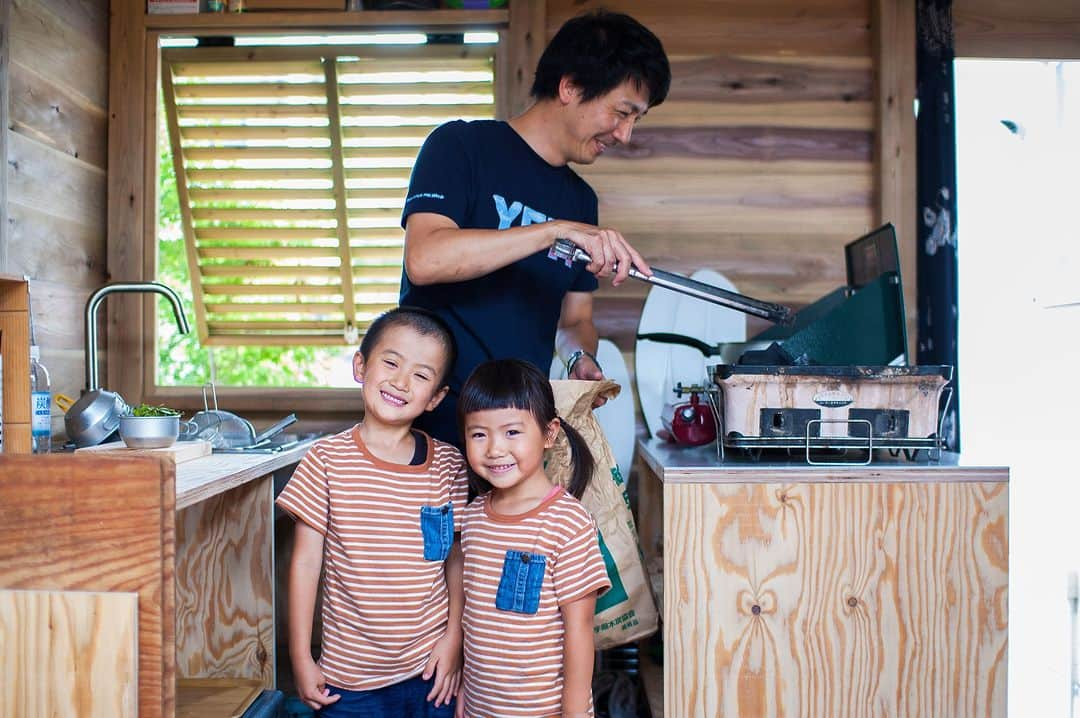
(289, 521, 340, 711)
(424, 537, 464, 706)
(560, 591, 600, 717)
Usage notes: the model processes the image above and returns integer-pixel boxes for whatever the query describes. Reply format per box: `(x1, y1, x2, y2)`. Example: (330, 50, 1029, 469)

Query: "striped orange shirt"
(460, 487, 610, 717)
(275, 426, 469, 691)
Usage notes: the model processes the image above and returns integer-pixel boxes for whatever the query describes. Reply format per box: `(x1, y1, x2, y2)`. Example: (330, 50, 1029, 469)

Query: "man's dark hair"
(530, 10, 670, 108)
(359, 306, 457, 387)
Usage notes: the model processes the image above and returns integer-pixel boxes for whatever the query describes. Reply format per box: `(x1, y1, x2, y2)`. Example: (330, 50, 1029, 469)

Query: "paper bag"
(547, 379, 659, 649)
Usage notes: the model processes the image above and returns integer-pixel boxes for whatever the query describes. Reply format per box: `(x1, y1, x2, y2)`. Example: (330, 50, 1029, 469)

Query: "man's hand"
(549, 220, 651, 286)
(568, 353, 609, 408)
(423, 627, 463, 708)
(293, 656, 340, 711)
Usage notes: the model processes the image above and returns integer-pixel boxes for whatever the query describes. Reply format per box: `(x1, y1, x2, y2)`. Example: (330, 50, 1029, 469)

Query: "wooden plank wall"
(954, 0, 1080, 60)
(0, 0, 109, 440)
(547, 1, 876, 355)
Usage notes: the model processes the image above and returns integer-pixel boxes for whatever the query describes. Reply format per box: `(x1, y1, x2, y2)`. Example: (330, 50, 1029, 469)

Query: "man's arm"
(556, 291, 602, 381)
(404, 213, 651, 287)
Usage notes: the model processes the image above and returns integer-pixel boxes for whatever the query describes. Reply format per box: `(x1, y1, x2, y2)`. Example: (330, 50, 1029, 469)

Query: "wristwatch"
(565, 349, 602, 377)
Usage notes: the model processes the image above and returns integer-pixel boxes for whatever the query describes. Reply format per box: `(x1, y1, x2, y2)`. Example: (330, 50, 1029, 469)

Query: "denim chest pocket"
(420, 502, 454, 561)
(494, 550, 547, 615)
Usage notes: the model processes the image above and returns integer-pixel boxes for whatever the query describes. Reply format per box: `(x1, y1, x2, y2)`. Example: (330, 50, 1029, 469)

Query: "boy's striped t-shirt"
(275, 425, 469, 691)
(460, 487, 610, 717)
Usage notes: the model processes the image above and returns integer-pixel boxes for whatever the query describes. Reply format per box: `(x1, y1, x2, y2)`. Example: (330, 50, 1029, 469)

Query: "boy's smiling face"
(352, 323, 450, 428)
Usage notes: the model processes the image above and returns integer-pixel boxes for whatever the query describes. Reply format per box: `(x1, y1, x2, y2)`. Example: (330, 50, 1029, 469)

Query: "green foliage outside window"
(156, 127, 353, 388)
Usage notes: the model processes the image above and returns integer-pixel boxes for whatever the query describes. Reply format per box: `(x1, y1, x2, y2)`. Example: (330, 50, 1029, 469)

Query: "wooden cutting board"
(75, 440, 212, 464)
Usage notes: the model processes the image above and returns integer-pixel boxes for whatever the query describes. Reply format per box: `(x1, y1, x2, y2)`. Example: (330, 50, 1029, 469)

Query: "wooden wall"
(548, 0, 877, 353)
(955, 0, 1080, 60)
(0, 0, 109, 440)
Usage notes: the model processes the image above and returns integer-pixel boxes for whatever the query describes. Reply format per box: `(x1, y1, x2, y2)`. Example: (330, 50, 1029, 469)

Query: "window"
(157, 36, 496, 387)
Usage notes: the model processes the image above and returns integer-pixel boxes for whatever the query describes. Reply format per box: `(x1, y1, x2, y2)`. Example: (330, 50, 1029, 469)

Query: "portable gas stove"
(551, 223, 954, 464)
(706, 364, 952, 464)
(704, 224, 952, 464)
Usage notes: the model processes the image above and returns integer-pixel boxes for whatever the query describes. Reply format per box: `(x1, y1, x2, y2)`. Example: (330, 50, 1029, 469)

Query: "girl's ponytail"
(559, 417, 595, 500)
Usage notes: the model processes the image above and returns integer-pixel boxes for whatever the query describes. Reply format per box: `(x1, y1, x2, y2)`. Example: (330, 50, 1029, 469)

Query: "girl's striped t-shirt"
(276, 425, 469, 691)
(460, 487, 610, 717)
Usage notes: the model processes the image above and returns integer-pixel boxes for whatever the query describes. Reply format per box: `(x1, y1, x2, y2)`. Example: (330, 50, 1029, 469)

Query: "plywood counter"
(0, 440, 315, 717)
(636, 438, 1009, 718)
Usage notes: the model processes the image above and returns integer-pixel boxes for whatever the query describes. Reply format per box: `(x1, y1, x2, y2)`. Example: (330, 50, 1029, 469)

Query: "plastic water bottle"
(30, 346, 51, 453)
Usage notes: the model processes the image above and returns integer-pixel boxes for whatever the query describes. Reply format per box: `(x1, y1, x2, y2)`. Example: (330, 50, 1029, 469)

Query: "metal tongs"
(548, 238, 794, 325)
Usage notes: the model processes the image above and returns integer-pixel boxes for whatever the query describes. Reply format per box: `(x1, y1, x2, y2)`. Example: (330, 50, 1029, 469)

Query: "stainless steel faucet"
(84, 282, 190, 391)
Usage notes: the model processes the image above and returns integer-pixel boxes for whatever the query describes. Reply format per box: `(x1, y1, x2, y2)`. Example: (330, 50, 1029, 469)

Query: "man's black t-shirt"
(400, 120, 599, 445)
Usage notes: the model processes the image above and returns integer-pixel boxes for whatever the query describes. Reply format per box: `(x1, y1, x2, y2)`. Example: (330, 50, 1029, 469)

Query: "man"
(399, 10, 671, 444)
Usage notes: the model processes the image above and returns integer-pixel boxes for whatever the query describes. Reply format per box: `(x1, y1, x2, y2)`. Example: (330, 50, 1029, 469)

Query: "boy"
(277, 307, 467, 716)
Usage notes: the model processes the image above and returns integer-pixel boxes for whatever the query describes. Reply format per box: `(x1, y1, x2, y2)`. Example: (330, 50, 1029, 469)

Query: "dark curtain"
(916, 0, 960, 451)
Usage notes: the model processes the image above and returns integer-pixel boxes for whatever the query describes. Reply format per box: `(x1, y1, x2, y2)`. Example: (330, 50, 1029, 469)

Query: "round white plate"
(634, 269, 746, 439)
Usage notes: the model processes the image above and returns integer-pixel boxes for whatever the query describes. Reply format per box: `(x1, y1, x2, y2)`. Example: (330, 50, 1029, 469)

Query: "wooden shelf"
(177, 678, 264, 718)
(144, 8, 508, 32)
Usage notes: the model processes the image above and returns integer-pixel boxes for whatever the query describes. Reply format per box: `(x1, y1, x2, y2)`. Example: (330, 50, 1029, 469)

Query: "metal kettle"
(63, 282, 190, 447)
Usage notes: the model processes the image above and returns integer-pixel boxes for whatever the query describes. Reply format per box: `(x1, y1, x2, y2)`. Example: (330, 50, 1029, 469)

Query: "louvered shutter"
(162, 44, 495, 346)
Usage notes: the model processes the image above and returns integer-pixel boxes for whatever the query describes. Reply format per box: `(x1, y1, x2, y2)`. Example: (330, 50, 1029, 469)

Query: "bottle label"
(32, 391, 51, 435)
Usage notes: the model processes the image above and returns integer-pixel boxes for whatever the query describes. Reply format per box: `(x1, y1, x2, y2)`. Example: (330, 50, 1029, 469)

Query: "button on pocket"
(420, 502, 454, 561)
(494, 550, 547, 614)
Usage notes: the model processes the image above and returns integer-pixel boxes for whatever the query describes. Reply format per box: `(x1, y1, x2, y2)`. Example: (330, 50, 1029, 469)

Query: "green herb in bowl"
(130, 403, 181, 418)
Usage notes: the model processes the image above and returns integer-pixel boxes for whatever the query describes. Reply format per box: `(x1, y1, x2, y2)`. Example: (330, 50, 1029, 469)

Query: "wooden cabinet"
(637, 439, 1009, 718)
(0, 275, 32, 453)
(0, 444, 311, 717)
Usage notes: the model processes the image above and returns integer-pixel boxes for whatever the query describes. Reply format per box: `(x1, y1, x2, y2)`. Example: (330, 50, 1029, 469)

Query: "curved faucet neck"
(85, 282, 191, 392)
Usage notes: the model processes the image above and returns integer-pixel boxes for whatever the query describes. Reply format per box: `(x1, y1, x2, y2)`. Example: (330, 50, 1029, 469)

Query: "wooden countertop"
(176, 439, 316, 510)
(637, 437, 1009, 484)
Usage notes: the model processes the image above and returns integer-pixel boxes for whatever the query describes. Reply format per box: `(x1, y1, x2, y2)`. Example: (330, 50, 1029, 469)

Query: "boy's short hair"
(359, 306, 457, 386)
(531, 10, 671, 108)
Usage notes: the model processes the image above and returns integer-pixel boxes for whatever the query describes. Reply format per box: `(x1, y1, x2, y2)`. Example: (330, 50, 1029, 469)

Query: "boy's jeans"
(317, 674, 454, 718)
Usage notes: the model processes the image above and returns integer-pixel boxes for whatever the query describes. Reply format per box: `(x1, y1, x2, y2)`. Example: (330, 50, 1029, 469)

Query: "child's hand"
(293, 657, 340, 711)
(454, 684, 466, 718)
(422, 628, 463, 707)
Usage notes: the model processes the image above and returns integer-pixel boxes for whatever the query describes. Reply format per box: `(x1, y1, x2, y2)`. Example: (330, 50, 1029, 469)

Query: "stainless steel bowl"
(119, 415, 179, 449)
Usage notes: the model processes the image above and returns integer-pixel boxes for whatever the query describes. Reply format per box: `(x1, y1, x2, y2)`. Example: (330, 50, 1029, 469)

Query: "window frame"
(108, 2, 539, 414)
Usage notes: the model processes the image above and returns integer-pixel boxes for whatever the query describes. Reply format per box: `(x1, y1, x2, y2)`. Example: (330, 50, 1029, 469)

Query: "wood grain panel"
(648, 99, 873, 130)
(664, 480, 1008, 718)
(175, 476, 275, 686)
(8, 0, 107, 109)
(596, 197, 872, 235)
(954, 0, 1080, 59)
(605, 125, 872, 163)
(0, 589, 138, 718)
(7, 131, 106, 229)
(668, 55, 871, 104)
(546, 0, 871, 57)
(7, 202, 105, 288)
(0, 455, 175, 718)
(874, 0, 917, 361)
(588, 172, 871, 211)
(9, 59, 108, 169)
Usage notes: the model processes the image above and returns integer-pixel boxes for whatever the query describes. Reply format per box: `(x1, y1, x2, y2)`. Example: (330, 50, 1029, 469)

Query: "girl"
(455, 359, 610, 718)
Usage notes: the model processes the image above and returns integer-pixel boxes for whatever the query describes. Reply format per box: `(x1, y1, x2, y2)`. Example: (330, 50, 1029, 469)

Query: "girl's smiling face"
(464, 407, 559, 495)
